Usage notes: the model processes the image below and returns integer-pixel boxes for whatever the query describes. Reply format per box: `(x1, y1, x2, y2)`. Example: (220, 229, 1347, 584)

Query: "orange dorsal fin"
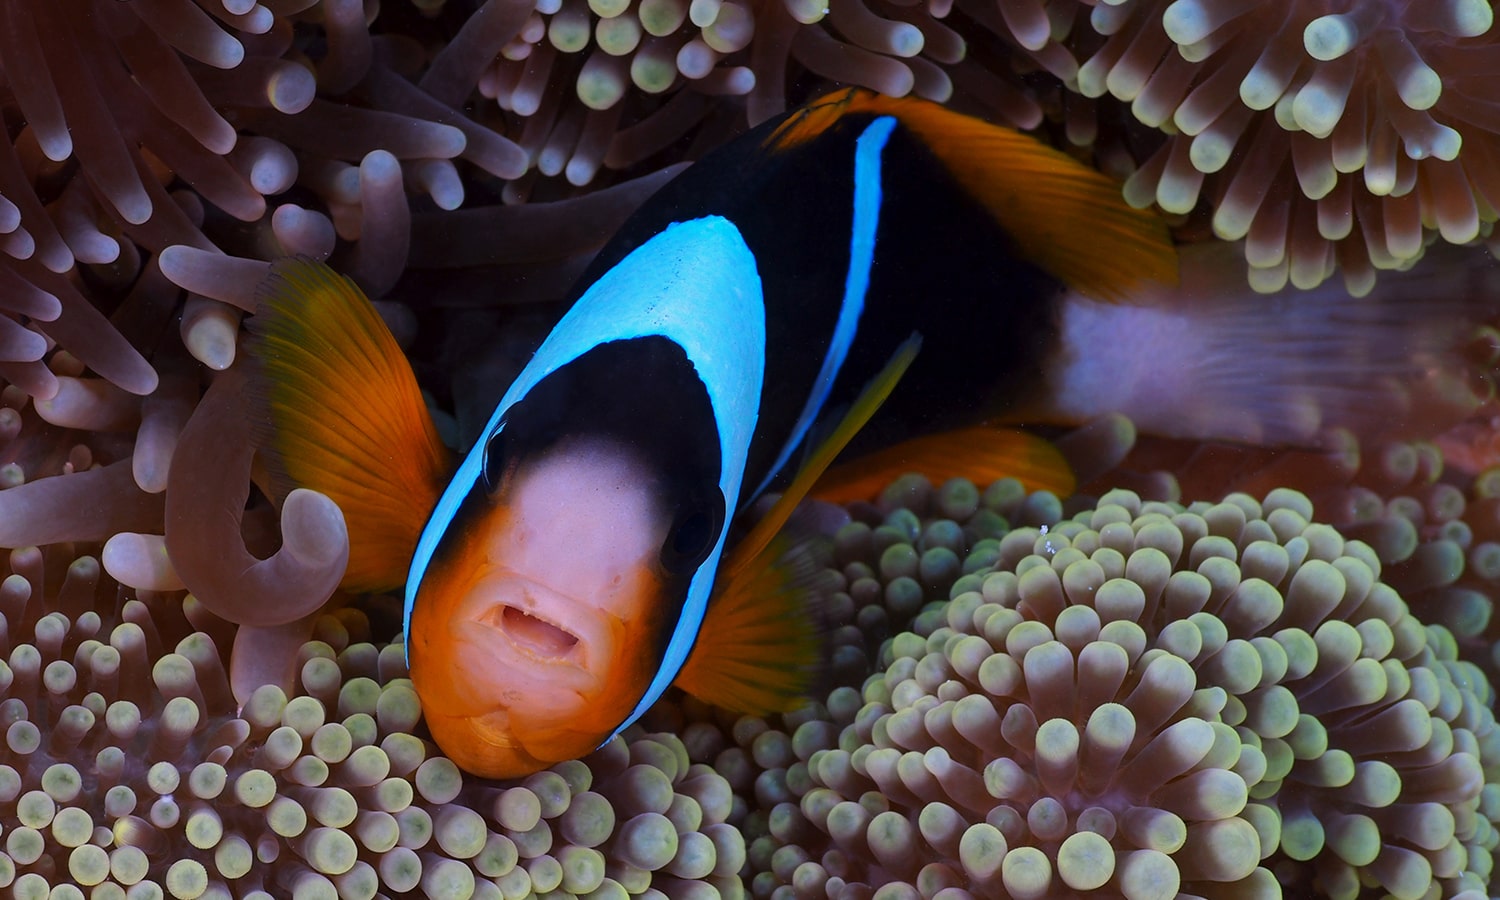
(244, 259, 453, 593)
(766, 88, 1178, 300)
(675, 334, 921, 713)
(812, 426, 1076, 504)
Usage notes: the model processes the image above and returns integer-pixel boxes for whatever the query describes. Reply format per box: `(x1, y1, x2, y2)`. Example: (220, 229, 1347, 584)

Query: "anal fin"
(812, 426, 1076, 504)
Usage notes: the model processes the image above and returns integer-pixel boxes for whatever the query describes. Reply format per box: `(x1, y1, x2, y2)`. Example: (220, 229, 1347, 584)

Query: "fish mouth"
(479, 603, 581, 659)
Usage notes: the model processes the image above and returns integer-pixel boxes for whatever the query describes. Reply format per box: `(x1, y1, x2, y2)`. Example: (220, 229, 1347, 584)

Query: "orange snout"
(410, 566, 663, 777)
(407, 436, 673, 778)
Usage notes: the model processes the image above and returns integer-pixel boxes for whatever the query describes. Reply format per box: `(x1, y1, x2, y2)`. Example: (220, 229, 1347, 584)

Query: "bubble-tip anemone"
(0, 555, 745, 900)
(748, 487, 1500, 899)
(1027, 0, 1500, 292)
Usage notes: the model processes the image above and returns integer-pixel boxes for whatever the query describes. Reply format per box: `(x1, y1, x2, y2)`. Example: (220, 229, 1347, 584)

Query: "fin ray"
(245, 259, 452, 593)
(676, 334, 922, 714)
(674, 531, 827, 714)
(727, 333, 922, 580)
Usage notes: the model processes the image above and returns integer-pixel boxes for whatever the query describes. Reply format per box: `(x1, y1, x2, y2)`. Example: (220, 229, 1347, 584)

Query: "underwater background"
(0, 1, 1498, 898)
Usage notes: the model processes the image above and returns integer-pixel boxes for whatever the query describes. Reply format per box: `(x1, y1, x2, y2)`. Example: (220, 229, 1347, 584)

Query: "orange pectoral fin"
(244, 259, 454, 593)
(674, 530, 826, 715)
(812, 426, 1076, 505)
(677, 334, 922, 715)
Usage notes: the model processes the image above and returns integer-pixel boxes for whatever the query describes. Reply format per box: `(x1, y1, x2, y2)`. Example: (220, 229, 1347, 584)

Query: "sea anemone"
(0, 554, 747, 899)
(0, 384, 162, 548)
(745, 487, 1500, 899)
(0, 0, 558, 403)
(0, 0, 293, 393)
(460, 0, 1039, 176)
(1112, 425, 1500, 684)
(6, 5, 1500, 897)
(813, 472, 1071, 689)
(996, 0, 1500, 292)
(1308, 437, 1500, 692)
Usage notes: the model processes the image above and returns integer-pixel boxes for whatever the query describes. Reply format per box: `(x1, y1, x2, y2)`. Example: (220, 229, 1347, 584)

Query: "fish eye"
(660, 487, 725, 575)
(481, 427, 508, 495)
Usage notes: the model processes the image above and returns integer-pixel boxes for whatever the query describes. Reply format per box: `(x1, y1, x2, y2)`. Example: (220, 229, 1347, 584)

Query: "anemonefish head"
(404, 217, 767, 779)
(410, 428, 721, 777)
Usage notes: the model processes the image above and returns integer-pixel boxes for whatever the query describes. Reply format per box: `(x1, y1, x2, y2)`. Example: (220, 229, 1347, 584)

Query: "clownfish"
(246, 88, 1482, 778)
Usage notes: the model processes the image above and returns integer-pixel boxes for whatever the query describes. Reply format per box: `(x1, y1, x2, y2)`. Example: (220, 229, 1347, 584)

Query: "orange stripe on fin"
(676, 334, 921, 714)
(812, 426, 1076, 505)
(244, 259, 453, 594)
(767, 88, 1178, 300)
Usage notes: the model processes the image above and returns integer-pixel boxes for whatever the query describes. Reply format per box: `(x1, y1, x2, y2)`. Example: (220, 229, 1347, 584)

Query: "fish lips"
(412, 566, 653, 777)
(427, 568, 626, 716)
